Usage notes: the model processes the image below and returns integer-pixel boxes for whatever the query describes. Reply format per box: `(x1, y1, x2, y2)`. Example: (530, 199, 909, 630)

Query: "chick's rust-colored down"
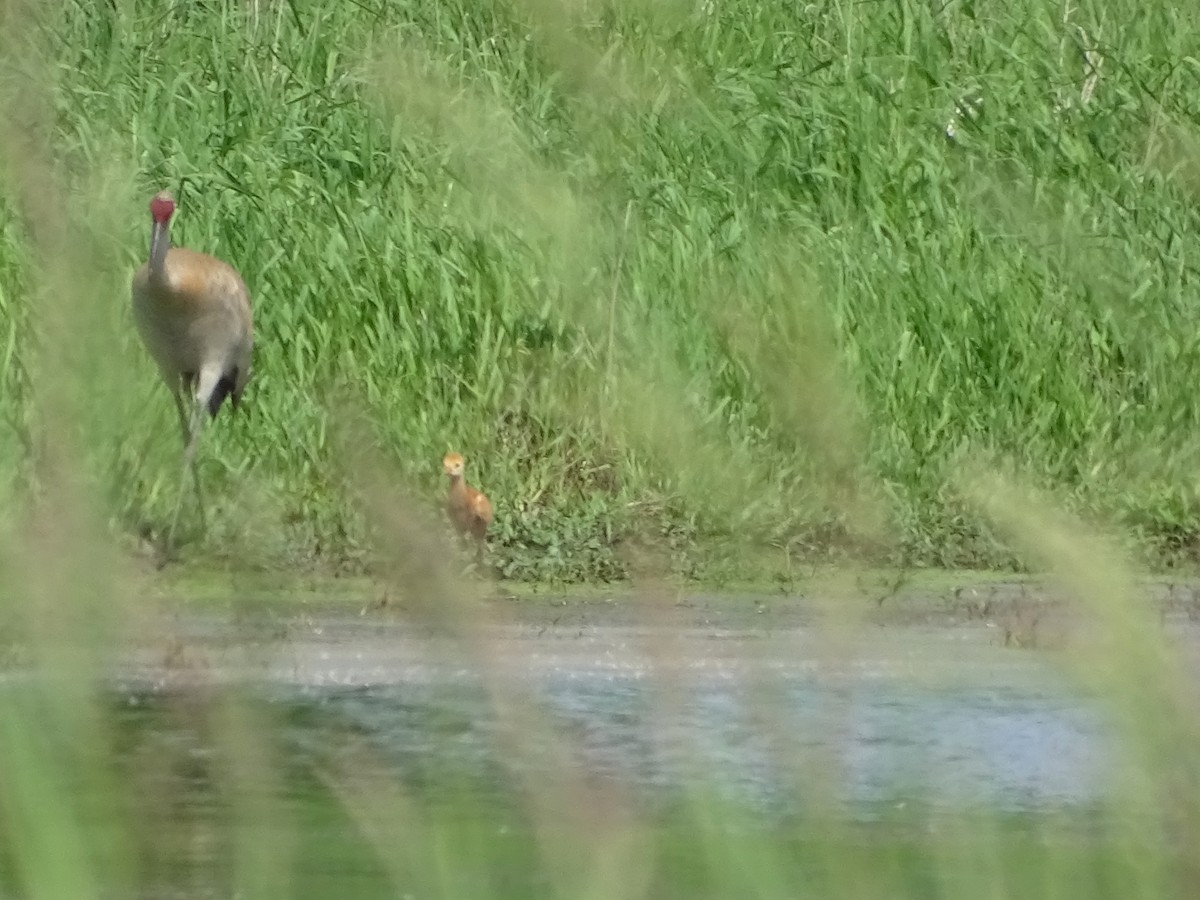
(131, 189, 254, 564)
(443, 452, 493, 546)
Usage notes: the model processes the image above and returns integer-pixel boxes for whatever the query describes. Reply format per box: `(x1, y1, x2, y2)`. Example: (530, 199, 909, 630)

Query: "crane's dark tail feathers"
(207, 374, 243, 418)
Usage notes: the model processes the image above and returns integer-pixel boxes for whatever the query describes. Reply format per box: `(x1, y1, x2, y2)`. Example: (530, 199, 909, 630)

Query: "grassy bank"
(2, 0, 1199, 583)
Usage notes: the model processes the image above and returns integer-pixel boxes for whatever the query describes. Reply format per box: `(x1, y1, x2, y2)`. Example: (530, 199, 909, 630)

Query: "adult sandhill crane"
(442, 452, 493, 566)
(131, 189, 253, 564)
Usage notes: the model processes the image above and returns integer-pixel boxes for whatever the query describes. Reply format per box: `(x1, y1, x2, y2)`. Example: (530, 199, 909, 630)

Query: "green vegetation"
(5, 1, 1200, 891)
(1, 0, 1199, 581)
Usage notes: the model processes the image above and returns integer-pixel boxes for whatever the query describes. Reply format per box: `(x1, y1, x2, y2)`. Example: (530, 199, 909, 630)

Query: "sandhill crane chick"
(131, 190, 253, 564)
(442, 452, 493, 564)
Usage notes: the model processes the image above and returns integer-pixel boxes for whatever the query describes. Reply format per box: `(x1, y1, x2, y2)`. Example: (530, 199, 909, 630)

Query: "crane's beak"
(149, 220, 170, 272)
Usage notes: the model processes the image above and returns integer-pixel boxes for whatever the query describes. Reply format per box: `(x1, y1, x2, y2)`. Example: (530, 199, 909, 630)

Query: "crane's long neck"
(148, 220, 171, 278)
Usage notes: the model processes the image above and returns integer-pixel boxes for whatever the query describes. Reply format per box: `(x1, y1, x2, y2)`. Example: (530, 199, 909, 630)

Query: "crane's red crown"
(150, 191, 176, 225)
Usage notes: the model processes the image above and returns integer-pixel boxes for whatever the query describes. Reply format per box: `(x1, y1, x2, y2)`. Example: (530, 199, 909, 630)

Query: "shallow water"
(102, 614, 1159, 822)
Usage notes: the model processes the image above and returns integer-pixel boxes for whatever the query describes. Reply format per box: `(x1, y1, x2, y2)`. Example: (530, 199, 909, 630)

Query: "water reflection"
(110, 619, 1114, 821)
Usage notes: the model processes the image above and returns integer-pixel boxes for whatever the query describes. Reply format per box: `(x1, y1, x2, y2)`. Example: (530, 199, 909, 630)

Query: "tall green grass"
(1, 0, 1199, 580)
(5, 4, 1200, 897)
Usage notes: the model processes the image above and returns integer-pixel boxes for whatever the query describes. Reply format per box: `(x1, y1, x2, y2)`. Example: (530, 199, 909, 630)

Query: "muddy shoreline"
(8, 573, 1193, 715)
(487, 578, 1200, 625)
(117, 571, 1200, 667)
(463, 579, 1200, 648)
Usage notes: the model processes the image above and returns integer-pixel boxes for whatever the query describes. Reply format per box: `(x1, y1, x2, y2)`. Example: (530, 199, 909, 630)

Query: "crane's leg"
(158, 385, 210, 568)
(171, 386, 189, 442)
(172, 388, 208, 532)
